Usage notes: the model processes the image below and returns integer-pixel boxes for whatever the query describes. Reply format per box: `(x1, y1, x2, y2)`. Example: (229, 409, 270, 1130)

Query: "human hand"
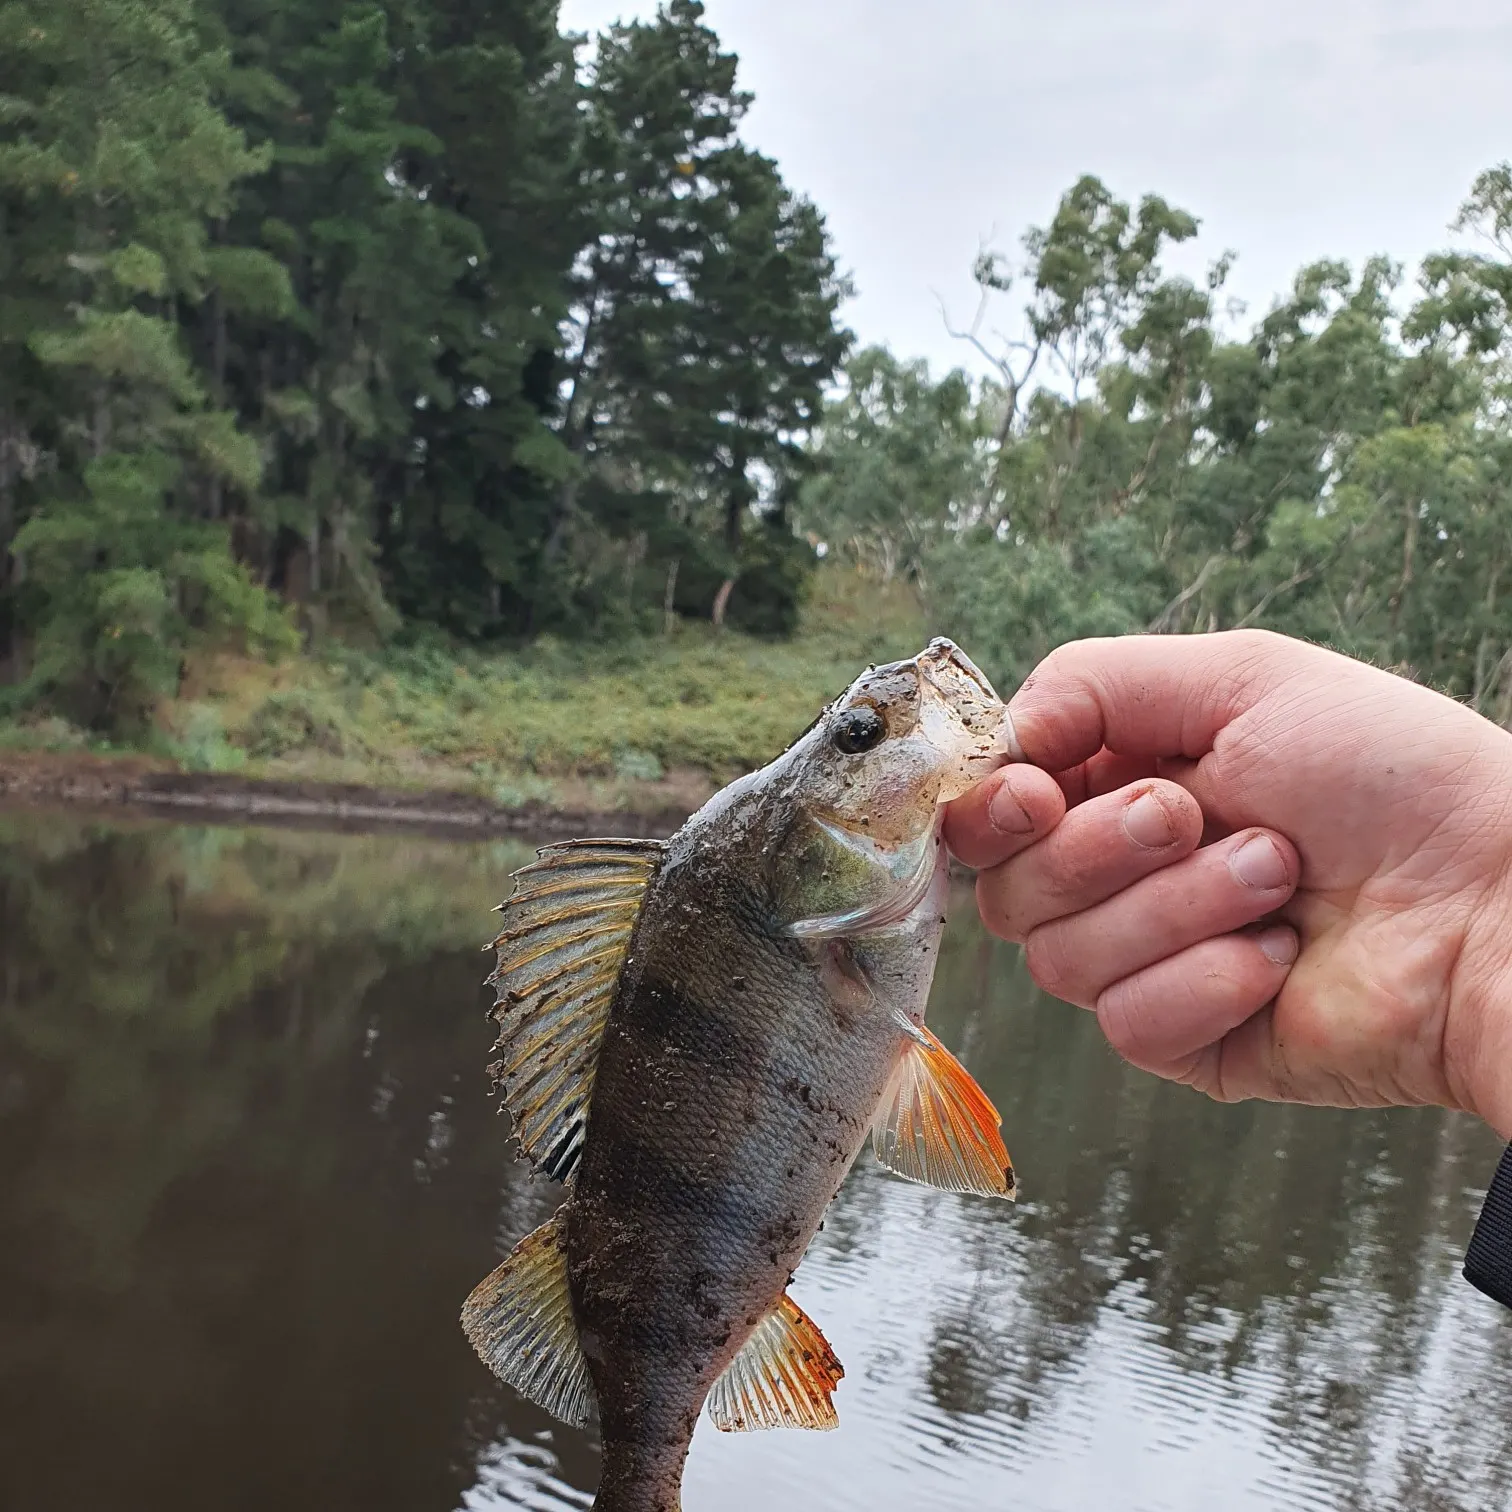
(945, 630, 1512, 1138)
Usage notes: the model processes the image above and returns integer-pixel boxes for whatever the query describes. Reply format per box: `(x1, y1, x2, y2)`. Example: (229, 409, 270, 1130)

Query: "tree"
(798, 348, 982, 583)
(359, 0, 582, 636)
(547, 0, 749, 561)
(550, 1, 846, 631)
(0, 0, 293, 726)
(925, 169, 1512, 717)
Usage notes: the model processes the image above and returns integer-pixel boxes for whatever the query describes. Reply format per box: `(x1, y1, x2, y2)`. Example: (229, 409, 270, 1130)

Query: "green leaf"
(32, 310, 202, 404)
(109, 244, 169, 297)
(205, 246, 294, 318)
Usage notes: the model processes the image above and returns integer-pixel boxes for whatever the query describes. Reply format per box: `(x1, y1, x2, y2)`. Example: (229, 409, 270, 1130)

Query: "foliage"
(147, 565, 926, 807)
(0, 0, 295, 726)
(4, 0, 1512, 749)
(0, 0, 848, 731)
(11, 452, 298, 729)
(795, 347, 984, 584)
(800, 169, 1512, 714)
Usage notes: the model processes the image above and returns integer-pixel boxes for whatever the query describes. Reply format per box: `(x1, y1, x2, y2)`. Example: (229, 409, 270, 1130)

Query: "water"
(0, 810, 1507, 1512)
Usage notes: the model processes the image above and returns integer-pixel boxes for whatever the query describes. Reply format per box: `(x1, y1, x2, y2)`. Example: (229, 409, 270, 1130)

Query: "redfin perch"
(462, 639, 1017, 1511)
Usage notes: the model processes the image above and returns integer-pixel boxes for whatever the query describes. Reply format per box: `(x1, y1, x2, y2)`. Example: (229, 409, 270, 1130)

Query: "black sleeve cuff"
(1465, 1143, 1512, 1309)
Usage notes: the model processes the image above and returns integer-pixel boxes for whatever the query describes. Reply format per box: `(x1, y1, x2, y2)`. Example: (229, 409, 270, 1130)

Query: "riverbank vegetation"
(4, 0, 1512, 799)
(0, 568, 926, 812)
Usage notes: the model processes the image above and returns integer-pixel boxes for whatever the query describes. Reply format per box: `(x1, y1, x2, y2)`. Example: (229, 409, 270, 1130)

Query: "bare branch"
(1148, 554, 1224, 633)
(1233, 564, 1318, 629)
(936, 285, 1007, 376)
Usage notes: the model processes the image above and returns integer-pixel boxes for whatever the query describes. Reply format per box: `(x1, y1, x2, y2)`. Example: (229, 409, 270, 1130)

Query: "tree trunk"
(0, 402, 17, 563)
(1147, 554, 1224, 634)
(711, 576, 735, 627)
(981, 379, 1019, 516)
(1474, 557, 1503, 713)
(1390, 496, 1418, 630)
(545, 278, 603, 563)
(724, 440, 751, 553)
(0, 404, 14, 667)
(93, 385, 110, 460)
(545, 474, 579, 562)
(308, 515, 321, 596)
(206, 279, 228, 521)
(663, 558, 679, 635)
(1494, 647, 1512, 731)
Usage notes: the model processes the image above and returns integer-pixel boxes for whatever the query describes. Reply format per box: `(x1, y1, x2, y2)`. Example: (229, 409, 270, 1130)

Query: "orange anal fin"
(706, 1294, 844, 1433)
(872, 1024, 1016, 1199)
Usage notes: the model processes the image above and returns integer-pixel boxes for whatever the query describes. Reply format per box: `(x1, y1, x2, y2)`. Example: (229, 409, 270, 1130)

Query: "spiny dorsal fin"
(460, 1214, 595, 1427)
(706, 1293, 844, 1433)
(488, 838, 665, 1184)
(871, 1023, 1016, 1199)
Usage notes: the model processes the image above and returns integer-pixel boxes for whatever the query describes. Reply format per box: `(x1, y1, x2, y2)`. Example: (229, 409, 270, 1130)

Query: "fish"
(461, 638, 1017, 1512)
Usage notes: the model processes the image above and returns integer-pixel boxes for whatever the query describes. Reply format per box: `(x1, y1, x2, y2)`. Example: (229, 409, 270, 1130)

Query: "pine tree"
(556, 1, 847, 630)
(0, 0, 293, 726)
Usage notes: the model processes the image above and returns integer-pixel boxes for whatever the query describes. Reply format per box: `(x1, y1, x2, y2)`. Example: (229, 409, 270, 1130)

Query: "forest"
(3, 0, 1512, 767)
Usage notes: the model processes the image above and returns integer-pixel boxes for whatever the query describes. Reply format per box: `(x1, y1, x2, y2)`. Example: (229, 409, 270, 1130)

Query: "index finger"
(1006, 629, 1293, 771)
(943, 763, 1067, 871)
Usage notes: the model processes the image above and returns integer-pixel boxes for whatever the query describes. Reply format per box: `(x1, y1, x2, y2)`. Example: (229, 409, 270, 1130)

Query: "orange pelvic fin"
(872, 1023, 1016, 1199)
(706, 1293, 844, 1433)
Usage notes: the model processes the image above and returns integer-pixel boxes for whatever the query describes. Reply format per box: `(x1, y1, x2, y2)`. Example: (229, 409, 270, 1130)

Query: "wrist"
(1455, 904, 1512, 1141)
(1449, 759, 1512, 1141)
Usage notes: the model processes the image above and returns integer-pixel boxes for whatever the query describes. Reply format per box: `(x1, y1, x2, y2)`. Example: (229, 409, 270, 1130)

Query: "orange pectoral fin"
(872, 1024, 1016, 1199)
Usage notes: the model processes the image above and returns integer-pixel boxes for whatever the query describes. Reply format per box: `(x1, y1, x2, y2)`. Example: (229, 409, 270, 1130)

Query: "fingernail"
(1259, 925, 1299, 966)
(1124, 791, 1175, 849)
(988, 774, 1036, 834)
(996, 710, 1025, 762)
(1232, 834, 1289, 890)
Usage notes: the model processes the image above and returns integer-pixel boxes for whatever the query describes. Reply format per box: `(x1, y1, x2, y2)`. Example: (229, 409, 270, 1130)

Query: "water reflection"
(0, 811, 1505, 1512)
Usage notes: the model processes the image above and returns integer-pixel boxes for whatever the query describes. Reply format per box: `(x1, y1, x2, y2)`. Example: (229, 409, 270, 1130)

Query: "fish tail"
(591, 1436, 691, 1512)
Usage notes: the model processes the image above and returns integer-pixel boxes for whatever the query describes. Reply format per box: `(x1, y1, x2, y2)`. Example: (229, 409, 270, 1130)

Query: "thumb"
(1006, 630, 1292, 771)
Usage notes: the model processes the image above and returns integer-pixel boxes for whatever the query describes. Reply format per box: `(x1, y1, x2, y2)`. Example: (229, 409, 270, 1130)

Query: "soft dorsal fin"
(460, 1214, 595, 1426)
(706, 1293, 844, 1433)
(872, 1023, 1016, 1199)
(487, 838, 665, 1184)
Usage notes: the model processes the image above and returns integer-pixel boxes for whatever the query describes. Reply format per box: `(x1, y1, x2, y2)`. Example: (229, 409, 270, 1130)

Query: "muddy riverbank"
(0, 750, 690, 839)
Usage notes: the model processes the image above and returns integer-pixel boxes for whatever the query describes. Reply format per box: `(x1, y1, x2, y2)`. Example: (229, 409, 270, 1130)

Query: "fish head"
(770, 639, 1011, 937)
(813, 637, 1009, 841)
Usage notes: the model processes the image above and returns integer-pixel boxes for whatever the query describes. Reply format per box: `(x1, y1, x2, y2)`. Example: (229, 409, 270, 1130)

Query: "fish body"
(463, 640, 1017, 1512)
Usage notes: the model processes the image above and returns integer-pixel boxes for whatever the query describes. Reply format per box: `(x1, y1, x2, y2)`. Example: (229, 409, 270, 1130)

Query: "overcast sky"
(557, 0, 1512, 377)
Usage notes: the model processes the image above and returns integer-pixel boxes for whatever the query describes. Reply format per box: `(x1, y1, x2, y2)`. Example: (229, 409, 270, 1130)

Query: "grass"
(0, 568, 932, 815)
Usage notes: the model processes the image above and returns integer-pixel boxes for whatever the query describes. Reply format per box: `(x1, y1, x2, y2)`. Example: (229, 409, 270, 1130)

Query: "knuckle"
(1227, 627, 1285, 658)
(1027, 639, 1084, 685)
(1224, 627, 1306, 676)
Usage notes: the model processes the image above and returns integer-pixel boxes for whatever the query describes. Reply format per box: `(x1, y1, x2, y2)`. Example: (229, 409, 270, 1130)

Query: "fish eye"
(831, 706, 886, 755)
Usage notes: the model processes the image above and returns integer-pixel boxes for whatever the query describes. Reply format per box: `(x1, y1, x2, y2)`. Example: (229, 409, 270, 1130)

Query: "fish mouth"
(912, 640, 1014, 791)
(916, 638, 1002, 704)
(865, 638, 1002, 705)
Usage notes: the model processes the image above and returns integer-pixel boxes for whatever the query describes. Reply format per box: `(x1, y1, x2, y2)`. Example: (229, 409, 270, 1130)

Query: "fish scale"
(461, 639, 1018, 1512)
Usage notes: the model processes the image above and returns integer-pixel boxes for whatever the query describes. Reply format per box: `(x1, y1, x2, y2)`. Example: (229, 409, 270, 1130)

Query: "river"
(0, 810, 1507, 1512)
